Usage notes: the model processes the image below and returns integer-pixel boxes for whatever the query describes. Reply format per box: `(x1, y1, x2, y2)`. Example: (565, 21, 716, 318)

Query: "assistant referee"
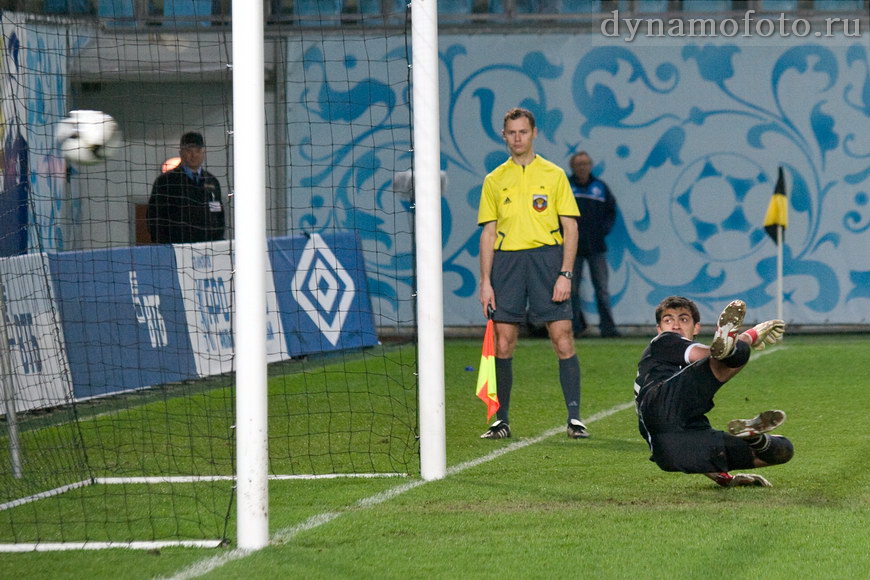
(477, 107, 588, 440)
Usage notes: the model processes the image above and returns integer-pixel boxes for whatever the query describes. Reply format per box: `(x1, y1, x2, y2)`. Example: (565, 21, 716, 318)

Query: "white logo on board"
(291, 234, 356, 346)
(130, 271, 168, 348)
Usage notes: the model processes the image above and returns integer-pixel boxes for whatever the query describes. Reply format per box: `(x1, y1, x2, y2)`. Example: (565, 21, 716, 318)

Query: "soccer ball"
(670, 154, 771, 262)
(56, 110, 122, 166)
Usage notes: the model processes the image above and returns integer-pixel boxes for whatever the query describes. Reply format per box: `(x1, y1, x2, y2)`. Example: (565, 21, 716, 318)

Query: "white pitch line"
(752, 344, 786, 359)
(163, 401, 635, 580)
(0, 479, 92, 512)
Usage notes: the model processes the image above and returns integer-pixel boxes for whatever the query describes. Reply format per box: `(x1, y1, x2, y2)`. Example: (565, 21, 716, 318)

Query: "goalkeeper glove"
(713, 473, 773, 487)
(744, 320, 785, 351)
(729, 473, 773, 487)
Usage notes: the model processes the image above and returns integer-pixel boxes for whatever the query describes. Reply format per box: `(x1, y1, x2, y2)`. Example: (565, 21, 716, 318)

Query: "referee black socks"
(559, 355, 581, 422)
(495, 357, 513, 423)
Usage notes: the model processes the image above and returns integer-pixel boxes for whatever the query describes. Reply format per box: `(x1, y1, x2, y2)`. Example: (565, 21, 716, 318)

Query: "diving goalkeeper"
(634, 296, 793, 487)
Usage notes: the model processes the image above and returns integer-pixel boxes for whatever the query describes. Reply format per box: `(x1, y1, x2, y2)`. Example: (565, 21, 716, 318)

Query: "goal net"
(0, 3, 417, 550)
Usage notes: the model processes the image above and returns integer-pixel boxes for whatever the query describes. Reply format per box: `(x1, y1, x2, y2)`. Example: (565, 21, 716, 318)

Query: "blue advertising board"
(48, 245, 197, 399)
(269, 233, 378, 356)
(16, 233, 377, 406)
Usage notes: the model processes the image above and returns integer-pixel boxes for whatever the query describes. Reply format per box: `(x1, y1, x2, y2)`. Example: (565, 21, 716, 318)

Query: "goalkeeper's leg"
(705, 431, 793, 488)
(727, 411, 794, 466)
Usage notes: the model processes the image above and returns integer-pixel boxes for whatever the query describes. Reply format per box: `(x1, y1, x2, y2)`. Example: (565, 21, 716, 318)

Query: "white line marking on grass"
(164, 401, 634, 580)
(752, 344, 786, 359)
(443, 401, 635, 477)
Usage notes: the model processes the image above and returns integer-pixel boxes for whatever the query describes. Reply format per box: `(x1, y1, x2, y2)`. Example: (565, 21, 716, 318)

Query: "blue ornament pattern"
(286, 34, 870, 326)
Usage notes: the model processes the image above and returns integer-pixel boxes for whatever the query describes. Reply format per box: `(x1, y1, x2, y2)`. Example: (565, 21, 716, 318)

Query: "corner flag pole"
(764, 166, 788, 322)
(776, 225, 783, 322)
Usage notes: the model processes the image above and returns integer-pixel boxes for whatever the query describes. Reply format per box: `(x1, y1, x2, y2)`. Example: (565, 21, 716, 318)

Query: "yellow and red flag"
(764, 166, 788, 243)
(476, 318, 499, 421)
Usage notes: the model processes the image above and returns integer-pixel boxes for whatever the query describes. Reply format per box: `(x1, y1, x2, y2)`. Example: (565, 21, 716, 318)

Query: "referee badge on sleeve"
(532, 194, 548, 212)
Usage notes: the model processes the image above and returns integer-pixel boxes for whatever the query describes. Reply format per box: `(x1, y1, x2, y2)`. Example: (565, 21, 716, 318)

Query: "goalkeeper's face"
(657, 307, 701, 340)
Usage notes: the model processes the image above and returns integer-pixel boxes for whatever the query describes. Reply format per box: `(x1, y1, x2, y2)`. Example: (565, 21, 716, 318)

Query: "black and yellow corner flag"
(764, 166, 788, 243)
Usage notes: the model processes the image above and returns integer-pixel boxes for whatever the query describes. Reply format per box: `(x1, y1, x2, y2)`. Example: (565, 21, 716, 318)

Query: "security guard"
(147, 131, 225, 244)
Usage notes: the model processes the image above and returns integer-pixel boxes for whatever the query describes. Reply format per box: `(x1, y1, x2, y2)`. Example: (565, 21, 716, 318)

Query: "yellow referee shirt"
(477, 155, 580, 251)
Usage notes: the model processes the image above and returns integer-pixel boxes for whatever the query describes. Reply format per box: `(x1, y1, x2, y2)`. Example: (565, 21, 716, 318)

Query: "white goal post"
(229, 0, 447, 550)
(232, 0, 270, 551)
(411, 0, 447, 484)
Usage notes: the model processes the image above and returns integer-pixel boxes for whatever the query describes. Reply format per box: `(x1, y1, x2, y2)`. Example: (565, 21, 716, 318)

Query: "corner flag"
(764, 166, 788, 242)
(476, 318, 499, 421)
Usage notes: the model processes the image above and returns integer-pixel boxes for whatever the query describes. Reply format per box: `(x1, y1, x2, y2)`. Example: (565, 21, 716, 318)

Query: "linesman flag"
(476, 317, 499, 421)
(764, 166, 788, 242)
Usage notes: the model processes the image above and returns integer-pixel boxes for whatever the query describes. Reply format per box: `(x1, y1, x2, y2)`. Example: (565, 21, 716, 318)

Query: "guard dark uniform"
(147, 166, 225, 244)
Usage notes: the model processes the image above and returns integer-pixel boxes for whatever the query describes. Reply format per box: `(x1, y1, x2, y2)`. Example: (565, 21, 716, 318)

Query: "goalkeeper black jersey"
(634, 332, 701, 398)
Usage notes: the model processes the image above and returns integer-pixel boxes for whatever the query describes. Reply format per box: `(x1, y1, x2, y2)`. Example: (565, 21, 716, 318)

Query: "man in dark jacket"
(569, 151, 619, 337)
(147, 131, 225, 244)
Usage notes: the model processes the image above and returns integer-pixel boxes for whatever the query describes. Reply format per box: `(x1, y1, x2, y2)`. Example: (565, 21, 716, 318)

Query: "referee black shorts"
(491, 245, 572, 325)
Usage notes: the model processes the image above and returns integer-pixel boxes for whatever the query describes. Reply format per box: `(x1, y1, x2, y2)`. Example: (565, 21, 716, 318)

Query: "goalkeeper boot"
(480, 420, 511, 439)
(727, 410, 786, 438)
(567, 419, 590, 439)
(710, 299, 746, 360)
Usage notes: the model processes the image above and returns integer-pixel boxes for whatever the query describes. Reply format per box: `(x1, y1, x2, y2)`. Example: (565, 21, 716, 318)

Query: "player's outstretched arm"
(742, 320, 785, 351)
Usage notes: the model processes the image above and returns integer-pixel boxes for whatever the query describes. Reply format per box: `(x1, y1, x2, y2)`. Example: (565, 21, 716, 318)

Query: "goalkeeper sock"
(720, 339, 750, 368)
(753, 435, 795, 465)
(745, 434, 770, 451)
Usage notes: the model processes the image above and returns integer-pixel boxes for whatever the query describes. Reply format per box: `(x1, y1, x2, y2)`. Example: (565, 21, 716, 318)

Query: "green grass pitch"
(0, 334, 867, 578)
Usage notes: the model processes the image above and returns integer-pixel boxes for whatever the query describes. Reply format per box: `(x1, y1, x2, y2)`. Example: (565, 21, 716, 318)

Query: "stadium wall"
(4, 18, 869, 327)
(287, 30, 869, 327)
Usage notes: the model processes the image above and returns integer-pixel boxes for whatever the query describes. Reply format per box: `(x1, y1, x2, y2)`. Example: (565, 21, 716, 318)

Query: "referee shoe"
(567, 419, 590, 439)
(480, 420, 511, 439)
(727, 410, 786, 438)
(711, 299, 746, 360)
